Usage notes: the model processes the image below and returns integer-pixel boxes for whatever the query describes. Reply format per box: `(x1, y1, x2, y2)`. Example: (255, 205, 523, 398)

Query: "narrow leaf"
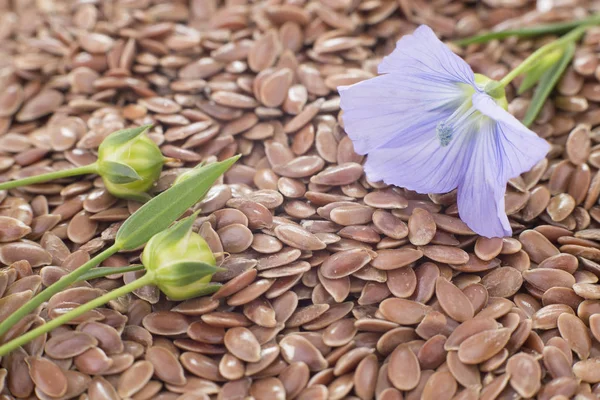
(522, 42, 575, 127)
(158, 261, 225, 286)
(184, 283, 221, 297)
(114, 155, 240, 250)
(99, 124, 152, 150)
(100, 161, 142, 184)
(78, 265, 144, 282)
(454, 14, 600, 46)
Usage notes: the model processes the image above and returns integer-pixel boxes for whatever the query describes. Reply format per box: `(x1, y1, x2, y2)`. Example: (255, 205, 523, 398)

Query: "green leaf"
(158, 261, 224, 286)
(522, 42, 575, 127)
(181, 283, 221, 297)
(454, 14, 600, 46)
(77, 265, 145, 282)
(100, 161, 142, 184)
(99, 125, 152, 150)
(114, 155, 240, 250)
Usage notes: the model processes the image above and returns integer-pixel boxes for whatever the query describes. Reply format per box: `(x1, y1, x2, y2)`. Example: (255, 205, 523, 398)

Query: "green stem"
(0, 163, 98, 191)
(0, 273, 154, 356)
(455, 13, 600, 46)
(0, 245, 119, 339)
(77, 265, 145, 282)
(499, 25, 588, 87)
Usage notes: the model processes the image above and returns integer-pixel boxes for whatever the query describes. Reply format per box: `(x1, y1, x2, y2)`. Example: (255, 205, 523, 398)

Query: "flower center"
(436, 122, 453, 147)
(435, 99, 476, 147)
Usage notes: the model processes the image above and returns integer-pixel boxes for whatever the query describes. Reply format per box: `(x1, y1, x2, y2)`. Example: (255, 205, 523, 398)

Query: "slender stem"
(77, 265, 144, 282)
(499, 25, 588, 87)
(0, 245, 119, 338)
(0, 163, 98, 191)
(455, 13, 600, 46)
(0, 273, 154, 356)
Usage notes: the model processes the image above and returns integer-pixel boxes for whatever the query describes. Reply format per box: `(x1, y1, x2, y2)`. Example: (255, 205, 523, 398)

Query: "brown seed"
(310, 163, 363, 186)
(557, 313, 591, 360)
(445, 317, 498, 350)
(0, 216, 31, 242)
(223, 327, 261, 362)
(421, 370, 457, 400)
(218, 224, 253, 253)
(320, 248, 371, 278)
(26, 357, 67, 398)
(274, 224, 326, 251)
(261, 68, 293, 108)
(523, 268, 576, 292)
(250, 377, 286, 400)
(573, 358, 600, 383)
(566, 124, 591, 165)
(180, 352, 224, 382)
(16, 90, 64, 122)
(457, 328, 512, 364)
(435, 277, 474, 322)
(371, 248, 423, 270)
(388, 344, 420, 391)
(249, 30, 280, 72)
(117, 361, 154, 398)
(279, 335, 328, 371)
(143, 311, 189, 335)
(379, 298, 430, 325)
(519, 229, 559, 263)
(44, 331, 98, 359)
(0, 83, 23, 117)
(421, 245, 469, 265)
(481, 266, 523, 298)
(145, 346, 187, 386)
(547, 193, 576, 222)
(408, 208, 436, 246)
(446, 351, 481, 388)
(506, 353, 542, 397)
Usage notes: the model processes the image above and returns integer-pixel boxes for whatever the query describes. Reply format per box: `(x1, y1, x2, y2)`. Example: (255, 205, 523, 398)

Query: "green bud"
(475, 74, 508, 110)
(97, 125, 164, 202)
(518, 47, 564, 94)
(141, 213, 222, 300)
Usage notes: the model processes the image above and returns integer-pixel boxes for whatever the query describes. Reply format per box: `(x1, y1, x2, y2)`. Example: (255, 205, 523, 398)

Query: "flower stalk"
(0, 125, 166, 202)
(0, 156, 240, 348)
(498, 24, 588, 88)
(0, 213, 222, 356)
(0, 245, 119, 339)
(0, 273, 155, 356)
(0, 164, 98, 191)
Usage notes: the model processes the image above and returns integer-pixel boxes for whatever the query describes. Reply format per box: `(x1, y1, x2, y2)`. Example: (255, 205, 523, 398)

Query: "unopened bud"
(141, 213, 221, 300)
(97, 125, 164, 202)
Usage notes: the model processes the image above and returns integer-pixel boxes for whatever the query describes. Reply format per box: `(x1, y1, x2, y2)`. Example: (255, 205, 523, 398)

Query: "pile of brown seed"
(2, 0, 600, 399)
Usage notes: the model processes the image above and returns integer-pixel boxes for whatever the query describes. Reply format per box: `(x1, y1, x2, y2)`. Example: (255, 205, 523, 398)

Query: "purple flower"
(338, 25, 550, 238)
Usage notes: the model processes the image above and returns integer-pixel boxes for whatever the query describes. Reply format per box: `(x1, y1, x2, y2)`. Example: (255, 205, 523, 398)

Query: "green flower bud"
(141, 213, 222, 300)
(97, 125, 164, 202)
(475, 74, 508, 110)
(518, 47, 564, 94)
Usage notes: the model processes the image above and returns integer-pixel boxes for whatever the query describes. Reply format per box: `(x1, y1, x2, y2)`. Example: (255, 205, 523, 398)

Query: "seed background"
(0, 0, 599, 399)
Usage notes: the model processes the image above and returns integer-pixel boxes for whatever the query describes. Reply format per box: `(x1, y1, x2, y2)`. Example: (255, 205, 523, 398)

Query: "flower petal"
(363, 115, 476, 194)
(458, 93, 550, 238)
(472, 92, 551, 179)
(457, 132, 512, 238)
(339, 68, 471, 155)
(378, 25, 475, 86)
